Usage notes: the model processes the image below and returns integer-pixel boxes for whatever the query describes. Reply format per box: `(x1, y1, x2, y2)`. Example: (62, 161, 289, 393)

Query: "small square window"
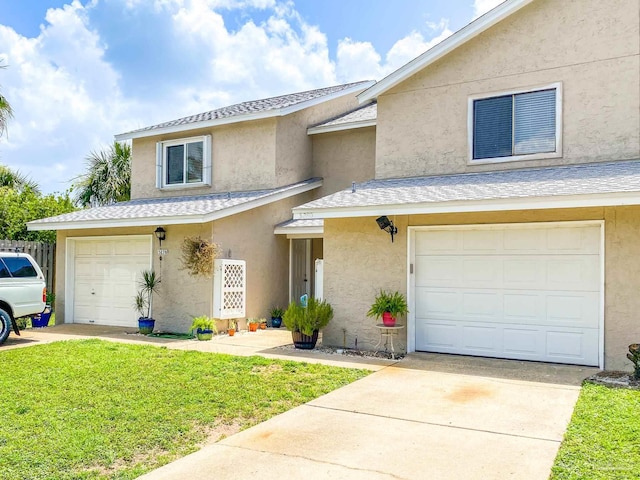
(156, 136, 211, 189)
(470, 84, 561, 163)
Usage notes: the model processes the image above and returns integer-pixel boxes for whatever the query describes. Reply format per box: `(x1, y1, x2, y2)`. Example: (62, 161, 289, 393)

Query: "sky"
(0, 0, 504, 195)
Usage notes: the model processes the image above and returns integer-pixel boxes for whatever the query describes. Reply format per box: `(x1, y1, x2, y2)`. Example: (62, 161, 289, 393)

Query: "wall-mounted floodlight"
(376, 216, 397, 243)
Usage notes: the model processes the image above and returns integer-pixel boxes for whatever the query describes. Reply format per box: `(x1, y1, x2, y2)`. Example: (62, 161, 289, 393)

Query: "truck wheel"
(0, 308, 11, 345)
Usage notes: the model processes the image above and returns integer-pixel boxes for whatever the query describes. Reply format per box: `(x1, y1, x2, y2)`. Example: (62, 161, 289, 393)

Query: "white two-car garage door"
(413, 223, 601, 366)
(72, 237, 152, 327)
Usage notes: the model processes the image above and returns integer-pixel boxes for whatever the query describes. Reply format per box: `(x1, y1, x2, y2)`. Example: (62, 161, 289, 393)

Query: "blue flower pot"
(138, 318, 155, 334)
(196, 328, 214, 341)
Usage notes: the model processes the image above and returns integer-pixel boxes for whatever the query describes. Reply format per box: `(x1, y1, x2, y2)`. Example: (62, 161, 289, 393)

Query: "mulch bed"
(585, 371, 640, 390)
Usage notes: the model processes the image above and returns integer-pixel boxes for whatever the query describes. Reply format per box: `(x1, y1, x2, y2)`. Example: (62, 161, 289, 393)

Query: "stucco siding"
(312, 127, 376, 198)
(131, 120, 277, 200)
(376, 0, 640, 179)
(322, 206, 640, 371)
(275, 92, 363, 188)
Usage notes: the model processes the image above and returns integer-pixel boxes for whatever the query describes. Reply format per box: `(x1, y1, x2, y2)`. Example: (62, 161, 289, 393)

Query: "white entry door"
(72, 237, 152, 326)
(413, 223, 601, 366)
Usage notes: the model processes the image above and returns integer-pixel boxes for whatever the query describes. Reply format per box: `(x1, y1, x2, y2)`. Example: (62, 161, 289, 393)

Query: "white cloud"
(474, 0, 506, 18)
(0, 1, 131, 193)
(336, 19, 452, 83)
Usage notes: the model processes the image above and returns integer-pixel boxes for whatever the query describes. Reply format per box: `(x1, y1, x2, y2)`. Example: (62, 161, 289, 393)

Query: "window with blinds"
(472, 87, 557, 161)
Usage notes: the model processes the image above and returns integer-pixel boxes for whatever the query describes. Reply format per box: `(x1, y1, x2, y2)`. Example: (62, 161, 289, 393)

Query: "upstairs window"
(470, 84, 561, 163)
(156, 135, 212, 189)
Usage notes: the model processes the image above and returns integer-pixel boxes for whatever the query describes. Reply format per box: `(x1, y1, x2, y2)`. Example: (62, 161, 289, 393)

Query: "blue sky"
(0, 0, 502, 194)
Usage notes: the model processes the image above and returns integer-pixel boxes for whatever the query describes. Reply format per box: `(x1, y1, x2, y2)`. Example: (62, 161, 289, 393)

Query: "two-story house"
(29, 0, 639, 372)
(28, 81, 375, 333)
(293, 0, 639, 371)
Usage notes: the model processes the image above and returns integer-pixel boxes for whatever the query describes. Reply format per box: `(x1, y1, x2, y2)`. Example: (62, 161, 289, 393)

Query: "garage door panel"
(414, 224, 601, 366)
(462, 325, 500, 352)
(415, 289, 458, 318)
(462, 292, 501, 318)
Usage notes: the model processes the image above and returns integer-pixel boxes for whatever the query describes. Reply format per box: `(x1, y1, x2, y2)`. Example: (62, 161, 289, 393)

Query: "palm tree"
(0, 61, 13, 138)
(0, 164, 40, 194)
(73, 141, 132, 207)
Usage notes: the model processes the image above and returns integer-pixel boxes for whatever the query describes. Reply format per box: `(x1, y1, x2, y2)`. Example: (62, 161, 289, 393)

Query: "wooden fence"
(0, 240, 56, 294)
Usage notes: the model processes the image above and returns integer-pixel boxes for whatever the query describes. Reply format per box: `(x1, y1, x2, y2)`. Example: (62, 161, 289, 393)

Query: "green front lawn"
(551, 383, 640, 479)
(0, 340, 370, 479)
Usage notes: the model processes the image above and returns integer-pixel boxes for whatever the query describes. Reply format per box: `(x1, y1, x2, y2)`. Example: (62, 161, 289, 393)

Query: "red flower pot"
(382, 312, 396, 327)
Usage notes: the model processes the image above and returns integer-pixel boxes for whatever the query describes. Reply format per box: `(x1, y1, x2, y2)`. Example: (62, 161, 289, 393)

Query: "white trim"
(65, 235, 153, 325)
(358, 0, 535, 103)
(288, 239, 293, 303)
(467, 82, 563, 164)
(280, 233, 323, 240)
(116, 81, 376, 141)
(292, 191, 640, 220)
(599, 220, 605, 369)
(307, 120, 376, 135)
(28, 179, 323, 231)
(407, 220, 604, 366)
(407, 227, 416, 353)
(273, 226, 324, 236)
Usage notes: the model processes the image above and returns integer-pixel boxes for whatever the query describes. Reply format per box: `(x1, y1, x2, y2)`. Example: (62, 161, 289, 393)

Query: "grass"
(0, 340, 370, 480)
(551, 382, 640, 479)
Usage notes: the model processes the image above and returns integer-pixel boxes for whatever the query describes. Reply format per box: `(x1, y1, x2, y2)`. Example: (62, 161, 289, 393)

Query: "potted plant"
(228, 319, 237, 336)
(627, 344, 640, 380)
(259, 317, 267, 330)
(270, 307, 284, 328)
(247, 318, 258, 332)
(134, 269, 161, 334)
(190, 315, 216, 341)
(31, 291, 55, 328)
(283, 297, 333, 349)
(367, 290, 408, 327)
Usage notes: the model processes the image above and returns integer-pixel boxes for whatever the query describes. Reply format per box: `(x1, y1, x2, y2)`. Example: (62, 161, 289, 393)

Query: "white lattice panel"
(213, 259, 246, 319)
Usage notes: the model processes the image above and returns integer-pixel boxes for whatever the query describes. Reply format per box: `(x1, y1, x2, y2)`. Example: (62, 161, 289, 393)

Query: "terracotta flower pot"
(228, 328, 235, 336)
(260, 322, 267, 330)
(248, 323, 258, 332)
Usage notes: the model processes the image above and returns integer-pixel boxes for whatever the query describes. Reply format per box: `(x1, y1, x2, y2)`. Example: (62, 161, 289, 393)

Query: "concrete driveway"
(139, 352, 594, 480)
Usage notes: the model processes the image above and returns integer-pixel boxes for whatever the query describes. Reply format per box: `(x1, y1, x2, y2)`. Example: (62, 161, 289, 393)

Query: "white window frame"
(467, 82, 563, 165)
(156, 135, 212, 189)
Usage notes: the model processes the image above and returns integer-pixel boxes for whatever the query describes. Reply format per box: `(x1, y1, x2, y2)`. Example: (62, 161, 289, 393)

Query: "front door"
(290, 239, 311, 303)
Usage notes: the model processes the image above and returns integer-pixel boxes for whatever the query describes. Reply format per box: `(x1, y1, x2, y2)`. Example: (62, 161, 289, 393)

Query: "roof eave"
(27, 179, 323, 231)
(357, 0, 535, 104)
(292, 191, 640, 219)
(116, 81, 377, 141)
(307, 120, 376, 135)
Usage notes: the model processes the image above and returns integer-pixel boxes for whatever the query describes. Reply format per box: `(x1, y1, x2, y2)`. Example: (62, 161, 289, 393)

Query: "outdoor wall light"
(376, 216, 397, 243)
(154, 226, 166, 246)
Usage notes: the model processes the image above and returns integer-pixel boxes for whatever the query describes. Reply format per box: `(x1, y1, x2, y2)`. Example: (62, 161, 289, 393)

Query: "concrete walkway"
(5, 325, 597, 479)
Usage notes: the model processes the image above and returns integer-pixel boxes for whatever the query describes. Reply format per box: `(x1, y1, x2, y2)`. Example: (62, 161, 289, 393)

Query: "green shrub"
(283, 297, 333, 336)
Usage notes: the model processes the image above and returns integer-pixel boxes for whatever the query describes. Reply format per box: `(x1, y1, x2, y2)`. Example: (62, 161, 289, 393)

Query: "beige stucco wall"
(130, 120, 278, 199)
(376, 0, 640, 179)
(54, 191, 313, 333)
(311, 127, 376, 198)
(131, 90, 364, 200)
(323, 206, 640, 371)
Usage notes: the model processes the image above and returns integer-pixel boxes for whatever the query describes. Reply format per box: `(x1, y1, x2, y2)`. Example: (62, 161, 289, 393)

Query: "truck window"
(1, 257, 37, 277)
(0, 259, 10, 278)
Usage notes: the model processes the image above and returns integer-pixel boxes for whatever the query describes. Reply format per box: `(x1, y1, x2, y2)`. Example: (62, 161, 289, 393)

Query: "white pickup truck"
(0, 252, 47, 344)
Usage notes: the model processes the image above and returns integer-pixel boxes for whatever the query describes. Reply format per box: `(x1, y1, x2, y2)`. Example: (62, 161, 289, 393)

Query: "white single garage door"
(414, 223, 600, 366)
(73, 237, 152, 327)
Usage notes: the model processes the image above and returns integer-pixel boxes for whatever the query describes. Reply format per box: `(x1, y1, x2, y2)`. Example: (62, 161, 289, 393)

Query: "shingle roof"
(118, 81, 374, 139)
(294, 160, 640, 214)
(308, 102, 377, 133)
(28, 179, 321, 230)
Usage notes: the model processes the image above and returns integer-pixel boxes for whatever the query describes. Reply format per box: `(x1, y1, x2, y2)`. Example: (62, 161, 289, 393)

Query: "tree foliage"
(0, 60, 13, 138)
(0, 164, 40, 194)
(73, 141, 131, 207)
(0, 186, 75, 243)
